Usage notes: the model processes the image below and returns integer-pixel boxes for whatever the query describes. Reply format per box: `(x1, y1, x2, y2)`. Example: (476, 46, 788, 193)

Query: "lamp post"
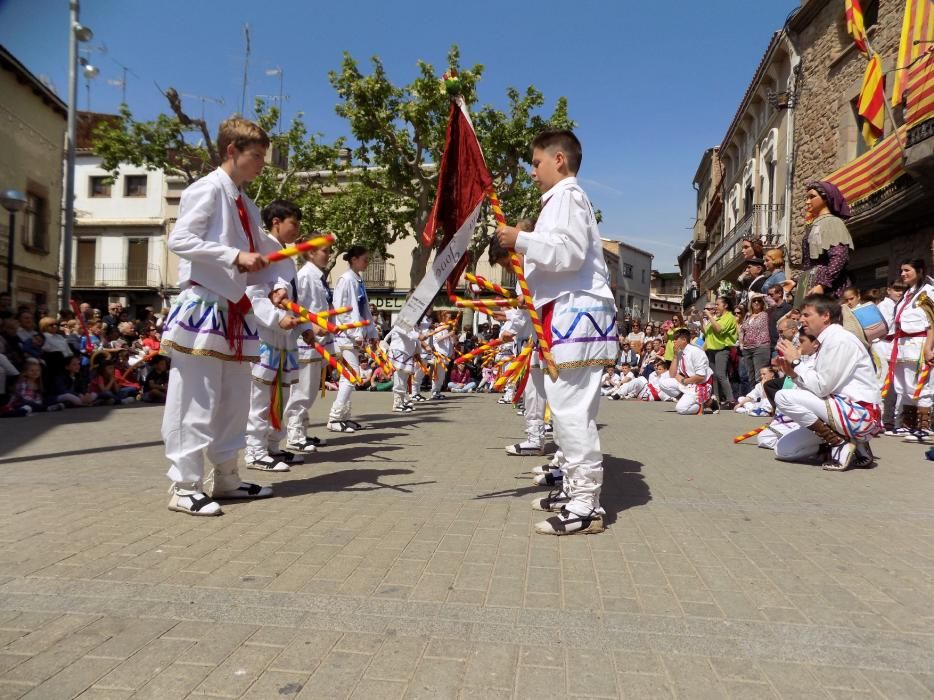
(62, 0, 94, 307)
(1, 189, 28, 296)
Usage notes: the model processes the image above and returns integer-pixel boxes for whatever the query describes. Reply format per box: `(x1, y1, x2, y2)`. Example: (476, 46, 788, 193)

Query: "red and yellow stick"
(733, 424, 769, 444)
(455, 338, 504, 365)
(465, 273, 515, 298)
(913, 362, 932, 400)
(364, 345, 393, 375)
(454, 298, 522, 310)
(493, 344, 533, 390)
(279, 299, 370, 335)
(487, 190, 559, 380)
(376, 344, 394, 373)
(421, 321, 456, 340)
(265, 234, 335, 263)
(316, 342, 360, 386)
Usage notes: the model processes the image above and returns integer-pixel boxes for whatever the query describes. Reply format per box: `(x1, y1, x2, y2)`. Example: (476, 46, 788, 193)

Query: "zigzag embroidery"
(551, 311, 618, 341)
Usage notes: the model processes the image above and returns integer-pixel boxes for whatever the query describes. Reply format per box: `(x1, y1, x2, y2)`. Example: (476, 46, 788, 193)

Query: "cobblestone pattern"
(0, 394, 932, 698)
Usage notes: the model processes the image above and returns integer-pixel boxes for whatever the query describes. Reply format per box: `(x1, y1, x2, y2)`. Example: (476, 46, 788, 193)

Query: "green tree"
(329, 44, 574, 286)
(91, 45, 575, 285)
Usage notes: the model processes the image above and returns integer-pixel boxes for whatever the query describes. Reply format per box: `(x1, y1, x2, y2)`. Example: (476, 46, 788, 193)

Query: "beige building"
(787, 0, 934, 285)
(0, 46, 66, 309)
(686, 146, 723, 311)
(701, 31, 799, 294)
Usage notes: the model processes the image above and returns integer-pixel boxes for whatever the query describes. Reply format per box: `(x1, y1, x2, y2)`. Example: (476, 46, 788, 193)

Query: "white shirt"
(514, 177, 613, 308)
(245, 232, 309, 347)
(333, 269, 378, 345)
(296, 262, 333, 351)
(676, 343, 712, 381)
(170, 168, 282, 300)
(434, 326, 455, 356)
(793, 323, 880, 404)
(892, 283, 934, 335)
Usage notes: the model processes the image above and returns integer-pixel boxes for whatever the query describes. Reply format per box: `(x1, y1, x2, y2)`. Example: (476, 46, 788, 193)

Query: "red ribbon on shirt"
(225, 195, 255, 360)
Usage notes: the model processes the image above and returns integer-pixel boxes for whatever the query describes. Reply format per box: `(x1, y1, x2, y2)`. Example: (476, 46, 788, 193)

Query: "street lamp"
(62, 0, 93, 307)
(1, 189, 28, 295)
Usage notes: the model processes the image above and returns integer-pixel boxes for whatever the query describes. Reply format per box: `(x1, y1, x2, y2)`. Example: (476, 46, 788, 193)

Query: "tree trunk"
(407, 211, 432, 290)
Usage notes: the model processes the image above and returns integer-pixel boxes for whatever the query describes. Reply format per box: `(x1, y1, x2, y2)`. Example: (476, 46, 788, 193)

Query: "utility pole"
(240, 24, 251, 115)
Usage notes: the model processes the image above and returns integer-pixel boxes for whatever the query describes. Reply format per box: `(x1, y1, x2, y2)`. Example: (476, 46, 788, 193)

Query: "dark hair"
(798, 330, 818, 343)
(802, 293, 842, 324)
(261, 200, 302, 229)
(342, 245, 368, 262)
(767, 285, 784, 295)
(531, 129, 582, 173)
(672, 328, 691, 342)
(716, 295, 733, 308)
(900, 258, 927, 286)
(842, 285, 860, 298)
(655, 359, 670, 369)
(488, 236, 511, 265)
(742, 238, 764, 258)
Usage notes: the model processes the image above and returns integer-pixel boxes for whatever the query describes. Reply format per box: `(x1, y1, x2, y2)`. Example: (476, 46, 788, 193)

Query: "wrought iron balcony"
(73, 263, 162, 288)
(700, 204, 783, 290)
(361, 261, 396, 288)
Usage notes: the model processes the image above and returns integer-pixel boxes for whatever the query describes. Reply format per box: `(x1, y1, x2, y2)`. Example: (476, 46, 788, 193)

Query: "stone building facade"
(788, 0, 934, 285)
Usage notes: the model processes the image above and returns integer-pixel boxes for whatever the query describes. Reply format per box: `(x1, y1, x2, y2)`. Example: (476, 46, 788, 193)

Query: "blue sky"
(0, 0, 797, 270)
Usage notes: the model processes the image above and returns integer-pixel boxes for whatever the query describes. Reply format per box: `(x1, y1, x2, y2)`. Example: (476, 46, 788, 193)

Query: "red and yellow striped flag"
(845, 0, 869, 55)
(892, 0, 934, 107)
(858, 54, 886, 148)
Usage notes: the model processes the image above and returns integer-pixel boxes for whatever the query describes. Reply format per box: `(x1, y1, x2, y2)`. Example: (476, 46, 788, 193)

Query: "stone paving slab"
(0, 393, 932, 698)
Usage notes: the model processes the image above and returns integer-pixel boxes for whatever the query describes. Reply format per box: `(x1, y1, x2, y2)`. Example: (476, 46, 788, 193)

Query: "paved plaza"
(0, 393, 932, 699)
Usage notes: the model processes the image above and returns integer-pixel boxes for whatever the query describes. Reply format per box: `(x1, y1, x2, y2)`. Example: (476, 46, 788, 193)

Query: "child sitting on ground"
(735, 366, 776, 416)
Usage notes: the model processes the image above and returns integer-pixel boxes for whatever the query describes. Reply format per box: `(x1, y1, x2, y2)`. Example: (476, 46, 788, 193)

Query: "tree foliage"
(90, 45, 576, 286)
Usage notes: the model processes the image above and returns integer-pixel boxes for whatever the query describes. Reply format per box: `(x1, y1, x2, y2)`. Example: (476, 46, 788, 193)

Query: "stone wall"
(788, 0, 904, 264)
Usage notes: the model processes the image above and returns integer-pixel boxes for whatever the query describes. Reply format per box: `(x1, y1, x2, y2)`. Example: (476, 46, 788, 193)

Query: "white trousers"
(162, 352, 248, 492)
(411, 361, 428, 395)
(773, 389, 831, 433)
(620, 377, 646, 399)
(393, 369, 412, 407)
(329, 346, 359, 421)
(430, 357, 450, 394)
(544, 366, 604, 517)
(286, 359, 322, 444)
(894, 362, 933, 409)
(246, 380, 289, 461)
(658, 376, 700, 415)
(524, 367, 546, 444)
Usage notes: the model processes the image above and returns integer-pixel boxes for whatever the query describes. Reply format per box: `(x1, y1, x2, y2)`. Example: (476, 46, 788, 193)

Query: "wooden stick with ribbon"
(733, 424, 769, 444)
(278, 299, 370, 335)
(464, 273, 515, 298)
(455, 338, 504, 365)
(264, 234, 335, 264)
(453, 298, 522, 310)
(316, 342, 361, 386)
(492, 343, 533, 391)
(487, 190, 559, 380)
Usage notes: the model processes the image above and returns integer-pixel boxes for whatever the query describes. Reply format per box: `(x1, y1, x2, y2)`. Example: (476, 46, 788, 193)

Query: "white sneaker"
(168, 487, 222, 516)
(327, 421, 356, 433)
(285, 439, 318, 454)
(883, 427, 909, 436)
(534, 508, 605, 536)
(505, 441, 545, 456)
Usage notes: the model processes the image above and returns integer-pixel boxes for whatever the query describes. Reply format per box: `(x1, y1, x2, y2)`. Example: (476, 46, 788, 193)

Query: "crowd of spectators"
(0, 295, 170, 418)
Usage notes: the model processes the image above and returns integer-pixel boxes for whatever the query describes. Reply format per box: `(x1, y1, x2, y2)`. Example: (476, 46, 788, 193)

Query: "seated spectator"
(367, 364, 393, 392)
(477, 364, 495, 393)
(618, 341, 639, 368)
(607, 362, 637, 400)
(143, 356, 170, 403)
(601, 365, 621, 396)
(735, 366, 776, 416)
(15, 309, 35, 344)
(88, 356, 122, 405)
(8, 357, 63, 414)
(54, 355, 97, 407)
(448, 363, 477, 393)
(22, 331, 45, 360)
(112, 350, 142, 400)
(140, 327, 161, 355)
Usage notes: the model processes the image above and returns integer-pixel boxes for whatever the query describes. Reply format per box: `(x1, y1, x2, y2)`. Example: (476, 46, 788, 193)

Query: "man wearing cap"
(741, 258, 768, 304)
(773, 294, 882, 471)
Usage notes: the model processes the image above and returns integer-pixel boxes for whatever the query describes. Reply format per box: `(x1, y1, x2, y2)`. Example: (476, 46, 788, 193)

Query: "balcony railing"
(700, 204, 783, 289)
(361, 261, 396, 288)
(74, 263, 162, 288)
(498, 267, 517, 290)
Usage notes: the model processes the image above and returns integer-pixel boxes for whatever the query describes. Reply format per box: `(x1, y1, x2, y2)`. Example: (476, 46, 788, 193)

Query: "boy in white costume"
(284, 239, 333, 452)
(429, 312, 457, 399)
(328, 245, 379, 432)
(409, 316, 433, 403)
(244, 201, 307, 472)
(496, 130, 619, 536)
(735, 366, 775, 416)
(658, 328, 716, 415)
(161, 117, 283, 516)
(607, 363, 636, 400)
(382, 322, 419, 413)
(774, 294, 882, 471)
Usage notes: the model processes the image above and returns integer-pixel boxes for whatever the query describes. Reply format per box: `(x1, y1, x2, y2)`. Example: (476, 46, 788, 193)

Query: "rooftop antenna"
(180, 93, 225, 121)
(108, 57, 140, 105)
(240, 24, 251, 115)
(78, 42, 106, 110)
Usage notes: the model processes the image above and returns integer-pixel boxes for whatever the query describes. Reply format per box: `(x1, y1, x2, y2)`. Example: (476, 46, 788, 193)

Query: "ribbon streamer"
(265, 234, 335, 263)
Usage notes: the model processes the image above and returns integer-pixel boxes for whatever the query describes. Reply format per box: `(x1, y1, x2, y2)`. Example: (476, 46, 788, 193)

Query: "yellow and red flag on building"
(892, 0, 934, 107)
(858, 53, 886, 148)
(845, 0, 869, 55)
